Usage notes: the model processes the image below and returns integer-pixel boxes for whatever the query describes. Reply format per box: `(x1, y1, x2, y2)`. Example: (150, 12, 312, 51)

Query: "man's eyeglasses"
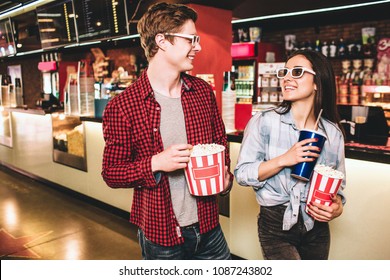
(164, 33, 200, 47)
(276, 67, 316, 79)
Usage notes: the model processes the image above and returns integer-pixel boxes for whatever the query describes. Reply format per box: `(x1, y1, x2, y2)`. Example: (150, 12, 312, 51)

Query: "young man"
(101, 2, 233, 260)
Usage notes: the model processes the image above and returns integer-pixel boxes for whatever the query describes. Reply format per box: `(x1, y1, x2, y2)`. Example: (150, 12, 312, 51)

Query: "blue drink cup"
(291, 129, 327, 181)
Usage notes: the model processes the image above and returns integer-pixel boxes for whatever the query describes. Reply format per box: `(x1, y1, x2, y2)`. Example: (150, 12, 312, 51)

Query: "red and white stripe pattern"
(306, 170, 343, 211)
(185, 151, 225, 196)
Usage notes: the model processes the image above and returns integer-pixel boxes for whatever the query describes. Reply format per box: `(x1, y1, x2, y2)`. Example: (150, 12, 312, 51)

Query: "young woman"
(234, 49, 346, 260)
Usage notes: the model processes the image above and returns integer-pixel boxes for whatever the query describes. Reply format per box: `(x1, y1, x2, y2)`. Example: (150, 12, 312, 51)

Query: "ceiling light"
(232, 0, 390, 24)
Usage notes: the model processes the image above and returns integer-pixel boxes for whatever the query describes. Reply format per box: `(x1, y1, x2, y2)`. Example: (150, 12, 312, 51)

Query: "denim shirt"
(234, 109, 346, 231)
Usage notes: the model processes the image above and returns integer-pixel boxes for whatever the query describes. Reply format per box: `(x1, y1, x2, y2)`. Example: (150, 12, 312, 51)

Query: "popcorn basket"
(306, 166, 344, 213)
(184, 146, 225, 196)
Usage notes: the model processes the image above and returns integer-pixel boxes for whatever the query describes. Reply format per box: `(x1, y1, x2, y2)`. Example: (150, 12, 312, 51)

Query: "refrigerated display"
(231, 42, 284, 104)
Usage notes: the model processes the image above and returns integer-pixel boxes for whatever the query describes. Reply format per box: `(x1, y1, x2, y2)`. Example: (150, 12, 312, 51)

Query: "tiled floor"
(0, 166, 142, 260)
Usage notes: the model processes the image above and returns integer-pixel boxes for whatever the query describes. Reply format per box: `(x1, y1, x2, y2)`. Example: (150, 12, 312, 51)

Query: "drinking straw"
(314, 109, 323, 130)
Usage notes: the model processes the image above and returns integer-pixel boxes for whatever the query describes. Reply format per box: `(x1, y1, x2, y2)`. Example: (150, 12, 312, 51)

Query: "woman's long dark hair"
(277, 49, 342, 130)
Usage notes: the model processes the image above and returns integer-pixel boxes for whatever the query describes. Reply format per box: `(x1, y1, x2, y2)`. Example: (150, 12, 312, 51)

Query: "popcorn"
(306, 164, 344, 210)
(314, 164, 344, 179)
(185, 143, 226, 196)
(190, 143, 225, 157)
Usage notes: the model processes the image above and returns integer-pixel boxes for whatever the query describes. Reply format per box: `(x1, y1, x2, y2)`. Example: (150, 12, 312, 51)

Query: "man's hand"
(220, 166, 233, 196)
(151, 144, 193, 172)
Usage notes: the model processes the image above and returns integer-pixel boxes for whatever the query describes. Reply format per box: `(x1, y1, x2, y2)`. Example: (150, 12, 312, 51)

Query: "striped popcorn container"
(184, 144, 225, 196)
(306, 165, 344, 213)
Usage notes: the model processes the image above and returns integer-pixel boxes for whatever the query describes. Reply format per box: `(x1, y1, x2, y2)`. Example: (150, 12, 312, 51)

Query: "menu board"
(37, 0, 77, 49)
(0, 18, 16, 57)
(127, 0, 143, 35)
(73, 0, 128, 42)
(12, 10, 42, 53)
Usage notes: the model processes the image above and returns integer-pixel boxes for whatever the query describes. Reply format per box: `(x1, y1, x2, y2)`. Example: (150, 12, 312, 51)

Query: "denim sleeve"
(336, 133, 347, 205)
(234, 112, 269, 188)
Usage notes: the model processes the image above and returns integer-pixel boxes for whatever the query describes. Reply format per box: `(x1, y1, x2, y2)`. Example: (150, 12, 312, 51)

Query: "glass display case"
(362, 85, 390, 128)
(338, 104, 389, 145)
(0, 109, 12, 147)
(51, 113, 87, 171)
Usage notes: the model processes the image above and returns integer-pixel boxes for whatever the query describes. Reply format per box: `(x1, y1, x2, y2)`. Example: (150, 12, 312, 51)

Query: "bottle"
(321, 41, 329, 56)
(337, 38, 347, 58)
(362, 58, 375, 86)
(223, 71, 230, 91)
(363, 70, 373, 86)
(338, 72, 350, 99)
(355, 40, 362, 57)
(329, 40, 337, 58)
(223, 71, 236, 92)
(350, 59, 363, 104)
(350, 40, 361, 58)
(315, 39, 321, 52)
(338, 60, 351, 104)
(350, 74, 362, 104)
(363, 37, 375, 58)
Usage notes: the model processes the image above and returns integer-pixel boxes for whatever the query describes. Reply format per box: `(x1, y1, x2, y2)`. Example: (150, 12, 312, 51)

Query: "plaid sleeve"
(101, 98, 157, 188)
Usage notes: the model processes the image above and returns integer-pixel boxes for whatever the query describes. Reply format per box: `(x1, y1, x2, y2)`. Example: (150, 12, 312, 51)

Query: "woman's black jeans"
(258, 205, 330, 260)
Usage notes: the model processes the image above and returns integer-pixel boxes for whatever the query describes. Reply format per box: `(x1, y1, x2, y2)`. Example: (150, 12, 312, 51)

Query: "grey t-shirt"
(154, 91, 198, 227)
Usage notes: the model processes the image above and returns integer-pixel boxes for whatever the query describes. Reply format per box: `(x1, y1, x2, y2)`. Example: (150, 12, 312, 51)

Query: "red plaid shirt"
(102, 70, 231, 246)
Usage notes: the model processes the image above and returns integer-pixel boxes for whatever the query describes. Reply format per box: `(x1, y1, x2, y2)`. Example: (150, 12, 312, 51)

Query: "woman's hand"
(306, 194, 344, 222)
(278, 138, 321, 168)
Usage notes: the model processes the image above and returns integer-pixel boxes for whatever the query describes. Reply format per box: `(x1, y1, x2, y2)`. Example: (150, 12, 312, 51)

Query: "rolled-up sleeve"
(101, 99, 157, 189)
(234, 112, 269, 188)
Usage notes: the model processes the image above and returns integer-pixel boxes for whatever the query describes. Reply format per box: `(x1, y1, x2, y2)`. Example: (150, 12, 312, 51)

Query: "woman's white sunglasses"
(164, 33, 200, 47)
(276, 67, 316, 79)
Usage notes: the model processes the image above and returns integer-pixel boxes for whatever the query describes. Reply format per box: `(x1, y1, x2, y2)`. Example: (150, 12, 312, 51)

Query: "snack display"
(66, 124, 84, 157)
(184, 143, 225, 196)
(306, 164, 344, 212)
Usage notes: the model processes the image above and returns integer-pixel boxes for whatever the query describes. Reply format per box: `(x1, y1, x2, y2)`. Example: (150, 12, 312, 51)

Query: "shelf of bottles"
(235, 65, 255, 104)
(336, 38, 390, 108)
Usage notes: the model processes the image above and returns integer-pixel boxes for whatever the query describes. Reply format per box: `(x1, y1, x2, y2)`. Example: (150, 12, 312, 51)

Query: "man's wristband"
(220, 173, 233, 196)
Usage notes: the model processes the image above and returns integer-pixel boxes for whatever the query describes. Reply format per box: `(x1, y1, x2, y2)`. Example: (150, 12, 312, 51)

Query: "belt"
(180, 222, 199, 230)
